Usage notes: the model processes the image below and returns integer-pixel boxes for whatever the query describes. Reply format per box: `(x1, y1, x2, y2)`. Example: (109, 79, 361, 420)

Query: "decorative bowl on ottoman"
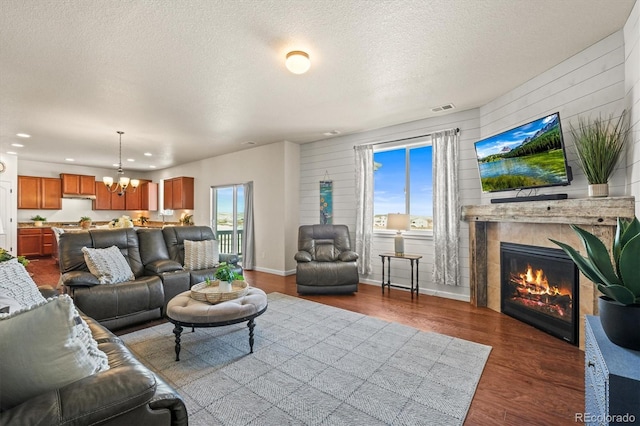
(190, 280, 249, 304)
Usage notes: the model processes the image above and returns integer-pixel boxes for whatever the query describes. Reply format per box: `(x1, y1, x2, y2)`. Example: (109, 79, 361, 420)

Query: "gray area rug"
(120, 292, 491, 425)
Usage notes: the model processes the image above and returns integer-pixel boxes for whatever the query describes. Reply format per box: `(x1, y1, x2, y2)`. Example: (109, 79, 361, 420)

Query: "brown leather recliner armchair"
(294, 224, 359, 294)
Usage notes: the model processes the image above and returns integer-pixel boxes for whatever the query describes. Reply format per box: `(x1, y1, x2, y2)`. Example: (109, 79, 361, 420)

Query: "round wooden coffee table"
(166, 287, 268, 361)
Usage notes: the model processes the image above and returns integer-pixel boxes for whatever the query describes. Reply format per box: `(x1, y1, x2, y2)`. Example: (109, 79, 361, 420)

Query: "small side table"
(379, 253, 422, 298)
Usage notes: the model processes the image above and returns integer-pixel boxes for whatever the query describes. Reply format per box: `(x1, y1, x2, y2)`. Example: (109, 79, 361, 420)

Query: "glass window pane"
(374, 148, 406, 230)
(409, 145, 433, 230)
(215, 187, 233, 253)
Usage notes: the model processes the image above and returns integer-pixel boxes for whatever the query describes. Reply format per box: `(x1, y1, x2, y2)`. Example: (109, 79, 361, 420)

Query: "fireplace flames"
(508, 264, 572, 319)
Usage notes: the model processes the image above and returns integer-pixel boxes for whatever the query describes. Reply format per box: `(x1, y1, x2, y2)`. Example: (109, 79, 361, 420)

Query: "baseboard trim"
(359, 279, 470, 302)
(252, 267, 296, 276)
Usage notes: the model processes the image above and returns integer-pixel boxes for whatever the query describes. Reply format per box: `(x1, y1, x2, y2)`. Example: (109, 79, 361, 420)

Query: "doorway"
(211, 185, 244, 258)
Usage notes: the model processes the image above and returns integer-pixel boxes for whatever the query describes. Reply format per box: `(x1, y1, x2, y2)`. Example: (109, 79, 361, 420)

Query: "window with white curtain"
(373, 141, 433, 232)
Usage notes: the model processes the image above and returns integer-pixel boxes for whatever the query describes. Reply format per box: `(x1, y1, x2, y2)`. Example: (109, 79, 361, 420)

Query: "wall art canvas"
(320, 180, 333, 224)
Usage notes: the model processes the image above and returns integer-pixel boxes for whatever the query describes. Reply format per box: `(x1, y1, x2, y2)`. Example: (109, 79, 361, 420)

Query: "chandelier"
(103, 131, 139, 196)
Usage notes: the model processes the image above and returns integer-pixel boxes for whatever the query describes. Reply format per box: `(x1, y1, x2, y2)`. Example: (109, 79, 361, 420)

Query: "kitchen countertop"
(18, 221, 180, 229)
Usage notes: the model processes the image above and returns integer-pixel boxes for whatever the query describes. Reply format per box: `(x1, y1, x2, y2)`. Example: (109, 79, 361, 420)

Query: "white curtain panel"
(354, 144, 374, 275)
(432, 129, 460, 286)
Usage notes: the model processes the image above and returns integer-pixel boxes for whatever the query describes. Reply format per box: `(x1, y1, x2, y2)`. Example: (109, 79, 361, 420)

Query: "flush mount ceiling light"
(103, 131, 139, 196)
(286, 51, 310, 74)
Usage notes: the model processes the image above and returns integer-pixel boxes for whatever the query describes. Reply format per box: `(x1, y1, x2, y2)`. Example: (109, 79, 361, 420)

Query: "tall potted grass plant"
(569, 110, 629, 197)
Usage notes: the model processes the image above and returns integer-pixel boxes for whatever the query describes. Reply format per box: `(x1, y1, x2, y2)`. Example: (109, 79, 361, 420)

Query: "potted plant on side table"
(30, 215, 46, 227)
(550, 217, 640, 350)
(569, 110, 629, 197)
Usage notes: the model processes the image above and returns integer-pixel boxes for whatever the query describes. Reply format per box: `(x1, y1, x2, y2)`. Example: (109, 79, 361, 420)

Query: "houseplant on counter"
(569, 110, 629, 197)
(30, 215, 46, 227)
(79, 216, 92, 229)
(550, 217, 640, 350)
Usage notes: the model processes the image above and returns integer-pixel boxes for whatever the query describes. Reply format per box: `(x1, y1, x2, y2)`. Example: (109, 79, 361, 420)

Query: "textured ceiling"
(0, 0, 636, 170)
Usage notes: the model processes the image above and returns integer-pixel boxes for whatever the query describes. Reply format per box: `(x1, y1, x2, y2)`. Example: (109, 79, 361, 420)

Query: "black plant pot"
(598, 296, 640, 351)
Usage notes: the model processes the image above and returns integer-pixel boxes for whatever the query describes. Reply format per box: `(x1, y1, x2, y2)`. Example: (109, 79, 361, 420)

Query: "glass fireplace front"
(501, 242, 579, 345)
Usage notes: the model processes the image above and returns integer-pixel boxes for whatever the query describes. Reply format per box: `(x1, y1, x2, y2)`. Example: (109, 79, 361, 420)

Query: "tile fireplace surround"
(462, 196, 635, 349)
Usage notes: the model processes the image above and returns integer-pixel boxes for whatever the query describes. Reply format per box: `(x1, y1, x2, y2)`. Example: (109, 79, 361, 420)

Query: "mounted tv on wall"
(474, 112, 572, 203)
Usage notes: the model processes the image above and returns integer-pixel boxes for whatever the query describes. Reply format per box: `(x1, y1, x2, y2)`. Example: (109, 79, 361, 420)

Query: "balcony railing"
(216, 230, 243, 256)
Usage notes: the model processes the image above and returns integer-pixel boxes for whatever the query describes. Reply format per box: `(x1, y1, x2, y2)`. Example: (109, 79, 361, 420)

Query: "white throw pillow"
(82, 246, 135, 284)
(184, 239, 219, 270)
(0, 295, 110, 410)
(0, 258, 46, 306)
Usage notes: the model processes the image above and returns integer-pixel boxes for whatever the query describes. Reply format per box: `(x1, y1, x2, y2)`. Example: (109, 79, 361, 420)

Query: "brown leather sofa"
(0, 308, 188, 426)
(294, 224, 359, 294)
(58, 226, 241, 330)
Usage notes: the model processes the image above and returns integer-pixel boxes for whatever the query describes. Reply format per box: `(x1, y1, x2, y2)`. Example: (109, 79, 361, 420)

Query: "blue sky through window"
(374, 145, 433, 227)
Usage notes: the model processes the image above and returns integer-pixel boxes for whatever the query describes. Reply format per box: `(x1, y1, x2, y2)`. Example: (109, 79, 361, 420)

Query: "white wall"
(625, 1, 640, 213)
(480, 30, 629, 203)
(299, 109, 480, 301)
(146, 141, 300, 275)
(0, 154, 18, 254)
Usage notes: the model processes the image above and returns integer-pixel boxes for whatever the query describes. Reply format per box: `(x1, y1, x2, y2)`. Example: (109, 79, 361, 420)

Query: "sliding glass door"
(212, 185, 244, 258)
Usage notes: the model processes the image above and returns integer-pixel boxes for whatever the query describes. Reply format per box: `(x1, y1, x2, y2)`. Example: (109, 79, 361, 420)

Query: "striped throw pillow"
(184, 239, 219, 270)
(82, 246, 135, 284)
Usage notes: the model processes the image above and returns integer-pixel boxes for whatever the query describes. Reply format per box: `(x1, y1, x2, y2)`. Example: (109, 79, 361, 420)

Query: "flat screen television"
(474, 112, 572, 195)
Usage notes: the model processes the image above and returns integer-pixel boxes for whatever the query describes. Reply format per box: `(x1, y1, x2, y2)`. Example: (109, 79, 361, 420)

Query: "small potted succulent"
(30, 215, 46, 227)
(79, 216, 92, 229)
(214, 262, 244, 292)
(550, 217, 640, 350)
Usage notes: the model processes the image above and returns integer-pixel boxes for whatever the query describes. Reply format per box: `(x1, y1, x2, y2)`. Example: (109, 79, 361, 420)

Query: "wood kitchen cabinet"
(17, 228, 54, 257)
(163, 177, 194, 210)
(141, 181, 158, 211)
(18, 176, 62, 209)
(93, 181, 126, 210)
(125, 180, 157, 211)
(60, 173, 96, 196)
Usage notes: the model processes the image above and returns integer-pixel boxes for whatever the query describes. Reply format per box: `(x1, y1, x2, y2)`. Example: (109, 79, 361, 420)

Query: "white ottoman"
(166, 287, 268, 361)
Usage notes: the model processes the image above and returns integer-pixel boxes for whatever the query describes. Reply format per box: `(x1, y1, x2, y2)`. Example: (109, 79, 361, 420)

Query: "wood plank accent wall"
(298, 25, 634, 300)
(624, 3, 640, 213)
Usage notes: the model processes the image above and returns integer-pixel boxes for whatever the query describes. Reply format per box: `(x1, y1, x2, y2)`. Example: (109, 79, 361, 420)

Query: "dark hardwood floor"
(29, 258, 584, 425)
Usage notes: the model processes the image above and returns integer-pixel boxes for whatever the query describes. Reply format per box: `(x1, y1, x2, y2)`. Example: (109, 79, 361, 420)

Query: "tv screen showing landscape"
(474, 112, 571, 193)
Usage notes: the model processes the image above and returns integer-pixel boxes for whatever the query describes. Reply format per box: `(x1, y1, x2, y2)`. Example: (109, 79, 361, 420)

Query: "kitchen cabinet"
(93, 181, 126, 211)
(124, 180, 155, 211)
(140, 181, 158, 211)
(18, 228, 54, 257)
(18, 176, 62, 209)
(163, 177, 194, 210)
(60, 173, 96, 196)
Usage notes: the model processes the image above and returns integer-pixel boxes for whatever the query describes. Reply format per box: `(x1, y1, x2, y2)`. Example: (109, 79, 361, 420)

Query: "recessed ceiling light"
(16, 133, 31, 138)
(149, 165, 156, 169)
(6, 151, 17, 155)
(112, 163, 119, 167)
(127, 159, 135, 162)
(144, 152, 152, 156)
(65, 158, 75, 162)
(11, 143, 24, 147)
(323, 130, 341, 136)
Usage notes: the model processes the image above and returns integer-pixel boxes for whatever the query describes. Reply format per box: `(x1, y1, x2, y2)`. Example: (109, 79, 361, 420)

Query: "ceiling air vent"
(431, 103, 455, 113)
